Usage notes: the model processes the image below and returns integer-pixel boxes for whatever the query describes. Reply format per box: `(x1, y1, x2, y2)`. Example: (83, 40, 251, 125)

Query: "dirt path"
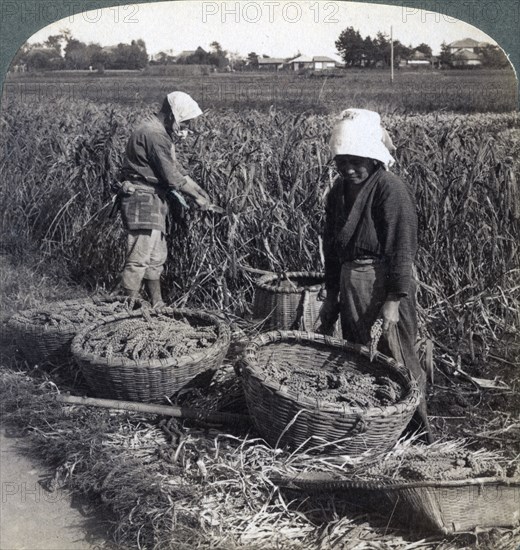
(0, 425, 114, 550)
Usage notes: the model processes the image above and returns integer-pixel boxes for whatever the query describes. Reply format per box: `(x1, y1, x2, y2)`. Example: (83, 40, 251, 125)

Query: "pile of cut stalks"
(1, 361, 518, 550)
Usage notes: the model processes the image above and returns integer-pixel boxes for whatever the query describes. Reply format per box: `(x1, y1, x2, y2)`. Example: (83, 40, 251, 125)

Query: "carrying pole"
(57, 394, 250, 426)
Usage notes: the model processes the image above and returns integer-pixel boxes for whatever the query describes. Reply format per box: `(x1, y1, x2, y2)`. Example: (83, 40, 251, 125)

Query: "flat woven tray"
(240, 331, 420, 456)
(71, 307, 231, 403)
(273, 471, 520, 534)
(7, 296, 141, 364)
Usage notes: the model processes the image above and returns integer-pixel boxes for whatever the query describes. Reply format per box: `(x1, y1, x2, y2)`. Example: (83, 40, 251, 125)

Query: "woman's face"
(335, 155, 377, 185)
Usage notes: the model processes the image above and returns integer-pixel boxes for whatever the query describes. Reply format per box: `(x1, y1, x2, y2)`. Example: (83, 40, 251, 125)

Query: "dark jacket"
(323, 167, 418, 297)
(119, 117, 188, 231)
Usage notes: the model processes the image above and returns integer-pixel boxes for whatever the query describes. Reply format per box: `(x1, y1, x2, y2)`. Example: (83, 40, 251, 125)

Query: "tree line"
(10, 27, 509, 73)
(10, 31, 148, 72)
(336, 26, 509, 69)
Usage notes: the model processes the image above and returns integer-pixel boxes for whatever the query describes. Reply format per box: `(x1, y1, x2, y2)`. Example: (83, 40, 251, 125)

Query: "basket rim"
(275, 471, 520, 491)
(71, 306, 230, 369)
(8, 297, 97, 333)
(8, 295, 146, 334)
(241, 330, 420, 417)
(255, 271, 325, 294)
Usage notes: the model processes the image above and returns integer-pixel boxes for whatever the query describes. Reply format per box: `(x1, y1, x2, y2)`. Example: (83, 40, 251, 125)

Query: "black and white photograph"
(0, 1, 519, 549)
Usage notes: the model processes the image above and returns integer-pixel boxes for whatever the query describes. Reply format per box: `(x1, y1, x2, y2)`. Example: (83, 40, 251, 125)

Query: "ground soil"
(0, 426, 116, 550)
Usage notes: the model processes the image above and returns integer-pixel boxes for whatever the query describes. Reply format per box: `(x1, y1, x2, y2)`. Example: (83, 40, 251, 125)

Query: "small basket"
(273, 473, 520, 534)
(253, 271, 339, 334)
(71, 307, 231, 403)
(7, 296, 141, 364)
(240, 331, 420, 456)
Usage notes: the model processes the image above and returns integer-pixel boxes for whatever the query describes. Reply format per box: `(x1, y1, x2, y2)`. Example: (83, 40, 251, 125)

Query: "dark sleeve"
(323, 182, 342, 293)
(148, 132, 188, 189)
(374, 174, 418, 297)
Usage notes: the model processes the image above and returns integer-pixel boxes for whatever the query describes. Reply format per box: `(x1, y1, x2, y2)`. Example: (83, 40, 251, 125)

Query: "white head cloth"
(329, 108, 395, 168)
(167, 91, 203, 123)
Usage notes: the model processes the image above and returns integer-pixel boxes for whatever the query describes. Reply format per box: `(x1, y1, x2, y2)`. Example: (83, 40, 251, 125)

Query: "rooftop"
(448, 38, 480, 48)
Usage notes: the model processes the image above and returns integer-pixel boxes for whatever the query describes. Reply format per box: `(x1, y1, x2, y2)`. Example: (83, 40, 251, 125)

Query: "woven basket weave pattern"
(8, 296, 146, 365)
(253, 272, 327, 332)
(8, 297, 99, 364)
(392, 480, 520, 533)
(241, 331, 420, 456)
(277, 474, 520, 534)
(71, 307, 230, 403)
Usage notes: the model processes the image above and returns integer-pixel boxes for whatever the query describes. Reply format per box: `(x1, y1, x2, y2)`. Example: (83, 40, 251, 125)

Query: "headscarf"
(329, 108, 395, 168)
(166, 91, 203, 123)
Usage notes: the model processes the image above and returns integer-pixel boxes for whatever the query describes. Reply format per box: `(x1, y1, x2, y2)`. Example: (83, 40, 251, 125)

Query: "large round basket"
(253, 271, 340, 335)
(240, 331, 420, 456)
(71, 307, 231, 403)
(7, 296, 142, 364)
(273, 473, 520, 535)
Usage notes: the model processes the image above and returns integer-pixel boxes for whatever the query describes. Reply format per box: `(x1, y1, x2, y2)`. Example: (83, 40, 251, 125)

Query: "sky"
(27, 0, 499, 59)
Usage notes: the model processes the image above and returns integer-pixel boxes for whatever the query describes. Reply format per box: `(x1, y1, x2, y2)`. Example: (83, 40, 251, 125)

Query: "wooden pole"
(57, 394, 250, 426)
(390, 26, 394, 83)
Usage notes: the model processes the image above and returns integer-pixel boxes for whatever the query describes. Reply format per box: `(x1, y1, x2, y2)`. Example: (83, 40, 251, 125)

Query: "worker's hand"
(381, 298, 400, 334)
(196, 199, 224, 215)
(317, 291, 340, 335)
(184, 176, 211, 202)
(120, 181, 136, 195)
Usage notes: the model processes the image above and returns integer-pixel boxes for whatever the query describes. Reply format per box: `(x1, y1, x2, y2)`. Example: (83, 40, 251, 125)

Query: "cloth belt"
(345, 257, 384, 266)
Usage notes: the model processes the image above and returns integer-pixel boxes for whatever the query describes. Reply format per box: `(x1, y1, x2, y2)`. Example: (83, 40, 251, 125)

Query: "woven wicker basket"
(71, 307, 231, 403)
(240, 331, 420, 456)
(253, 271, 340, 335)
(273, 473, 520, 534)
(7, 296, 141, 365)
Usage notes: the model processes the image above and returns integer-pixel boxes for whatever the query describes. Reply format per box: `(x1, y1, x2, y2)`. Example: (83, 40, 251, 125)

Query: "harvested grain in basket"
(82, 314, 217, 361)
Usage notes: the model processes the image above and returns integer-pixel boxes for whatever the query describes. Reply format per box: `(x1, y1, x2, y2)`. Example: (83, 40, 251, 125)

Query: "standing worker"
(319, 108, 432, 443)
(115, 91, 220, 307)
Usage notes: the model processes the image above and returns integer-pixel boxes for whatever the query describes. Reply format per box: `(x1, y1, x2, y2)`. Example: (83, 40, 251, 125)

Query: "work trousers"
(340, 261, 430, 437)
(121, 229, 167, 291)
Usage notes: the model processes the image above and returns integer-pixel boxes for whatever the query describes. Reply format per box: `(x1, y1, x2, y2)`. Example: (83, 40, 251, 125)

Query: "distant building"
(447, 38, 485, 55)
(405, 50, 431, 67)
(246, 53, 342, 72)
(287, 55, 314, 71)
(286, 55, 337, 71)
(447, 38, 487, 67)
(257, 57, 286, 71)
(312, 56, 337, 70)
(451, 50, 482, 67)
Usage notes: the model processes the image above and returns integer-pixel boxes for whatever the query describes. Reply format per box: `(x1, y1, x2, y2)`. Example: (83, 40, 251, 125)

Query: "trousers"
(121, 229, 168, 291)
(339, 261, 432, 441)
(339, 261, 426, 392)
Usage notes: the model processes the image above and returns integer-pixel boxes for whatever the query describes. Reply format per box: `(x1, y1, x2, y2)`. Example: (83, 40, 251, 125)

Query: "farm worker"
(116, 91, 218, 306)
(319, 108, 433, 443)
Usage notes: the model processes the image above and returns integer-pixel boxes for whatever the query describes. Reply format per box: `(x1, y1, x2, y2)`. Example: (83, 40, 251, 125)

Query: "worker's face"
(335, 155, 377, 185)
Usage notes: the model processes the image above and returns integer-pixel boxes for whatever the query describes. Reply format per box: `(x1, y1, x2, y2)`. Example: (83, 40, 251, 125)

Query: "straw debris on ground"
(1, 363, 519, 550)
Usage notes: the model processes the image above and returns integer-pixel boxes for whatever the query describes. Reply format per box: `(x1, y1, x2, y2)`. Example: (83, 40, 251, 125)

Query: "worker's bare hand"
(381, 299, 400, 333)
(120, 181, 136, 195)
(184, 176, 210, 202)
(194, 195, 209, 208)
(196, 198, 224, 214)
